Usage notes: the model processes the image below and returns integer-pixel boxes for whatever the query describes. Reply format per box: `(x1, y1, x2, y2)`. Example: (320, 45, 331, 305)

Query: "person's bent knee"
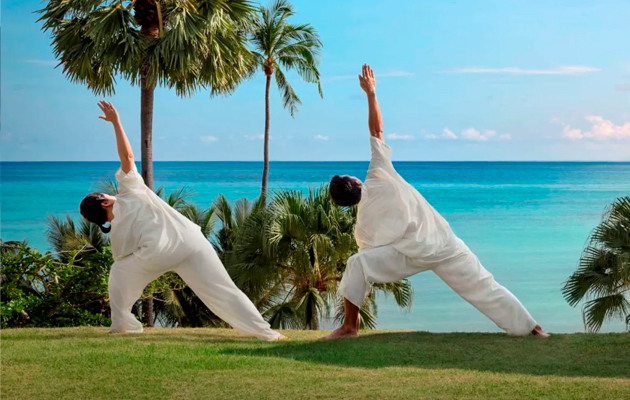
(338, 255, 370, 308)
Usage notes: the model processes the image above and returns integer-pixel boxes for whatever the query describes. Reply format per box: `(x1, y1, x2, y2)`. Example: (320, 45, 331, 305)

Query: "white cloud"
(461, 128, 497, 141)
(425, 128, 457, 140)
(245, 134, 265, 140)
(387, 133, 414, 140)
(442, 128, 458, 139)
(426, 127, 509, 141)
(200, 135, 219, 142)
(24, 59, 58, 67)
(440, 66, 600, 76)
(559, 116, 630, 140)
(314, 135, 329, 140)
(327, 70, 414, 81)
(562, 126, 583, 140)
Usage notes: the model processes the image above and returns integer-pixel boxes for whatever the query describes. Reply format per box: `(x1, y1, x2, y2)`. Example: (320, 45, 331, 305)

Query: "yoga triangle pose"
(325, 65, 548, 340)
(80, 101, 284, 341)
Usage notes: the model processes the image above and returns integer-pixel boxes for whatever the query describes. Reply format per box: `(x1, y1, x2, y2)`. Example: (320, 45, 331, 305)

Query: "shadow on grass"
(220, 331, 630, 378)
(4, 329, 628, 378)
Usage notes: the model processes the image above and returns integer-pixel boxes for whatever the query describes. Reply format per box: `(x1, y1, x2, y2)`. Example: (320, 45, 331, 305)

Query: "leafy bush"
(1, 242, 111, 328)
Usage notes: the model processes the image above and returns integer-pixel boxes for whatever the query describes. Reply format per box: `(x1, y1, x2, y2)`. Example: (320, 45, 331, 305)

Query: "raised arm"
(358, 64, 384, 142)
(98, 101, 135, 173)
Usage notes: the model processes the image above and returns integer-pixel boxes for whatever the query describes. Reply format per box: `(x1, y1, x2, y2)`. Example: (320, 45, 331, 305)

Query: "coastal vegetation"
(1, 187, 411, 330)
(563, 195, 630, 332)
(249, 0, 323, 201)
(36, 0, 321, 325)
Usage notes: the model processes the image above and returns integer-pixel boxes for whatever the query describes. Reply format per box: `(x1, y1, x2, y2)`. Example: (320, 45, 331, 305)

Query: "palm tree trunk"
(140, 75, 154, 190)
(139, 18, 159, 327)
(139, 78, 155, 328)
(141, 294, 154, 328)
(261, 73, 272, 204)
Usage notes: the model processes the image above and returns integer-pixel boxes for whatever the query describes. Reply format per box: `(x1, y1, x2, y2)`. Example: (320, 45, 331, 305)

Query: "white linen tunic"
(111, 167, 206, 267)
(107, 166, 281, 341)
(339, 138, 537, 336)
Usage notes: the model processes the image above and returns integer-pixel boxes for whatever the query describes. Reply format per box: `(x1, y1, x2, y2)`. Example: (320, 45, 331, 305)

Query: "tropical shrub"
(563, 196, 630, 332)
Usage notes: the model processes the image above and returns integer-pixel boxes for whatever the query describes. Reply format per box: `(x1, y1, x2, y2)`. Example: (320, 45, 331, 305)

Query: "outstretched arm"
(98, 101, 134, 173)
(359, 64, 384, 142)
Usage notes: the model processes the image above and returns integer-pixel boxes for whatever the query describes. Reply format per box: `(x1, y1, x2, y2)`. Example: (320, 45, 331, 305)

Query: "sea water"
(2, 161, 629, 333)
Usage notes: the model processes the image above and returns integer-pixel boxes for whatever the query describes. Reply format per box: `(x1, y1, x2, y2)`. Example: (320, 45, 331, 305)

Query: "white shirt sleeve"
(367, 137, 395, 178)
(115, 165, 146, 194)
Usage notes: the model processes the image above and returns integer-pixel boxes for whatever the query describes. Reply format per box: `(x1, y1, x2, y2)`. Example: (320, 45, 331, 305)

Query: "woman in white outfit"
(80, 101, 283, 341)
(325, 65, 548, 340)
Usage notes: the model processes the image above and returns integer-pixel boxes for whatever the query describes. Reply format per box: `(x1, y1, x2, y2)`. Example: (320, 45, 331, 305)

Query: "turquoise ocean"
(1, 161, 629, 333)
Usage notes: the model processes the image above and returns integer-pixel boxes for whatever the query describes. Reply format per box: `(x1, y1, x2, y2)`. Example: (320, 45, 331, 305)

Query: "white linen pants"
(338, 244, 537, 336)
(108, 240, 281, 341)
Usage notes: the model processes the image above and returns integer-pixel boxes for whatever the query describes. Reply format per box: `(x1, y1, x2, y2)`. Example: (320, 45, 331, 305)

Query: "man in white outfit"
(80, 101, 284, 341)
(325, 65, 548, 340)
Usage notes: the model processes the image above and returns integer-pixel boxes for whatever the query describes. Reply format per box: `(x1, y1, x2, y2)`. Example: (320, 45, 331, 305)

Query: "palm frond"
(563, 195, 630, 332)
(37, 0, 256, 96)
(333, 296, 378, 330)
(94, 179, 119, 195)
(582, 294, 630, 332)
(45, 215, 107, 262)
(250, 0, 322, 116)
(180, 203, 216, 238)
(274, 66, 301, 116)
(164, 186, 195, 210)
(264, 291, 302, 329)
(295, 286, 324, 330)
(373, 280, 414, 310)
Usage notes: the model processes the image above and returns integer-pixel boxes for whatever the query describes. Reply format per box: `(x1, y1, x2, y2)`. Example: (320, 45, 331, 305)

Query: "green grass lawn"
(1, 328, 629, 400)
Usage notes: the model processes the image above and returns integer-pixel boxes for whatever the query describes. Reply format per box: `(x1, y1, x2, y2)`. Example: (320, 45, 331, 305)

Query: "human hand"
(358, 64, 376, 95)
(97, 100, 120, 124)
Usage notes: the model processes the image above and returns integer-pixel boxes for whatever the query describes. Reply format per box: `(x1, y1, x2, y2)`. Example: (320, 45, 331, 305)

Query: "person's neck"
(106, 204, 116, 222)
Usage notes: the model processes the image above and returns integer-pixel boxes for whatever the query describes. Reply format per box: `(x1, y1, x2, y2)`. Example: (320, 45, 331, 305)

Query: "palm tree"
(227, 186, 413, 330)
(211, 194, 262, 258)
(46, 216, 108, 263)
(37, 0, 255, 190)
(563, 196, 630, 332)
(249, 0, 323, 202)
(180, 204, 217, 239)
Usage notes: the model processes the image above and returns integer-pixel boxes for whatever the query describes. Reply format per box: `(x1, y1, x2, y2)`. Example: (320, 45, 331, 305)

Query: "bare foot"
(532, 325, 549, 338)
(269, 334, 289, 342)
(323, 325, 359, 340)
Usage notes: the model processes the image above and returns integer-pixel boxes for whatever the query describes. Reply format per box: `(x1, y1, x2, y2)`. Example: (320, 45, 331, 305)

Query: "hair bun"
(99, 223, 111, 234)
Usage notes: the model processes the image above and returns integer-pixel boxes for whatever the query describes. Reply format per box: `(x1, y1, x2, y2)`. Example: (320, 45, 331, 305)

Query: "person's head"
(80, 193, 116, 233)
(329, 175, 363, 207)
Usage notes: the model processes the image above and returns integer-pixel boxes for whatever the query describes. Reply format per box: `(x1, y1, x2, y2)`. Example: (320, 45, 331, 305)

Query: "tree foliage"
(37, 0, 256, 97)
(563, 196, 630, 332)
(2, 186, 413, 330)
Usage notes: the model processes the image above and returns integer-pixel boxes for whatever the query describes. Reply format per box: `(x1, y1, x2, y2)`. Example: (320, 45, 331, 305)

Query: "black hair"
(329, 175, 362, 207)
(80, 193, 111, 234)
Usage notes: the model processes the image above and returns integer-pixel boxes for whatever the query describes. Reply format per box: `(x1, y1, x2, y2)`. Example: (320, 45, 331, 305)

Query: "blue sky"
(2, 0, 630, 161)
